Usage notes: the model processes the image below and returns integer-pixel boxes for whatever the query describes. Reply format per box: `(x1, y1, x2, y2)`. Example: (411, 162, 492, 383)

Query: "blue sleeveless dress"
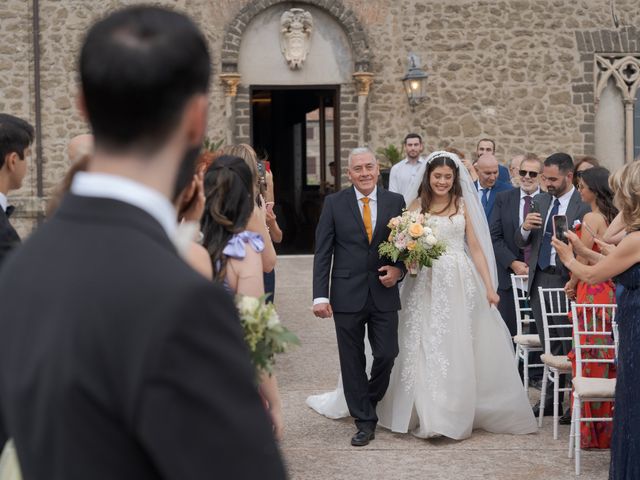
(609, 263, 640, 479)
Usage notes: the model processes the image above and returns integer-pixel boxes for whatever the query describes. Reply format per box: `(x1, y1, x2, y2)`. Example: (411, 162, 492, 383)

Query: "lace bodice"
(431, 212, 466, 254)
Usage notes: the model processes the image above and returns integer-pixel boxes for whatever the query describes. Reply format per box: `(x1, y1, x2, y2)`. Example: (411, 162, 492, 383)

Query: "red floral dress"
(568, 224, 616, 449)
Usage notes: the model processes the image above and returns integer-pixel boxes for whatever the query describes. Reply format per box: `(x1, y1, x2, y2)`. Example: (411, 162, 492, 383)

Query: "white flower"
(267, 311, 281, 328)
(425, 234, 437, 246)
(238, 295, 260, 314)
(424, 227, 432, 236)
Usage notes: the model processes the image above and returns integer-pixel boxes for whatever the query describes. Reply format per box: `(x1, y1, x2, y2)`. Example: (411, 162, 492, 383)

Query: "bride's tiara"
(426, 151, 461, 169)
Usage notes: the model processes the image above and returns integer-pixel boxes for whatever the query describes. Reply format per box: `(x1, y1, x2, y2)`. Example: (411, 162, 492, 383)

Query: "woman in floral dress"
(564, 167, 618, 449)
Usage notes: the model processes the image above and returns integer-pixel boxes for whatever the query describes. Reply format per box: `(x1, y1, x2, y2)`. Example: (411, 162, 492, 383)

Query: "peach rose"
(407, 240, 417, 251)
(408, 223, 424, 238)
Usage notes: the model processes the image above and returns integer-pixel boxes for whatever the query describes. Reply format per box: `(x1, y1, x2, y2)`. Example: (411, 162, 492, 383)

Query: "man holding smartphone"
(490, 154, 542, 337)
(515, 152, 590, 419)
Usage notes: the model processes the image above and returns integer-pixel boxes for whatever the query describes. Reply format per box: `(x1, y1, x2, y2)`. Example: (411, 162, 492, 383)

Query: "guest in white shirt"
(388, 133, 426, 204)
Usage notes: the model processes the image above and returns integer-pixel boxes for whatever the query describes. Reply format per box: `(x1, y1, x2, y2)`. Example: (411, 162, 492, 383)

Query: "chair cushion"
(513, 334, 542, 347)
(572, 377, 616, 399)
(541, 353, 572, 371)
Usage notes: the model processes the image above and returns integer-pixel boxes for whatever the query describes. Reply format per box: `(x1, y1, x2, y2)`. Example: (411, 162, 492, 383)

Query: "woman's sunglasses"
(518, 170, 539, 178)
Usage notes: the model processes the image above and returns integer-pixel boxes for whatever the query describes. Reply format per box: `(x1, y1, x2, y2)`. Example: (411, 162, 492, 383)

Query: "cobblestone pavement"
(273, 256, 609, 480)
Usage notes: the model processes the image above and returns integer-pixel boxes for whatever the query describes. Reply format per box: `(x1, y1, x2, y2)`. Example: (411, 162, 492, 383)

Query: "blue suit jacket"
(475, 180, 513, 221)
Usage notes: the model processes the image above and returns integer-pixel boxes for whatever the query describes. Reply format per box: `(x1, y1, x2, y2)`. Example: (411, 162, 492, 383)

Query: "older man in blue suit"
(474, 153, 512, 221)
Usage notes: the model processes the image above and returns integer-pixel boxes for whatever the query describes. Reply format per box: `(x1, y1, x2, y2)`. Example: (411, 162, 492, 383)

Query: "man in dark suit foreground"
(0, 7, 285, 479)
(0, 114, 33, 270)
(313, 147, 405, 446)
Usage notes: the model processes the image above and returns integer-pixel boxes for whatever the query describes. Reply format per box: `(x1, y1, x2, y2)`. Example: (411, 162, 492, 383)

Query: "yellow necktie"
(361, 197, 372, 243)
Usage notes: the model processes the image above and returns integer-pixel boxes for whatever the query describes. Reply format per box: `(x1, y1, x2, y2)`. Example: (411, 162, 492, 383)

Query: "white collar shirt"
(0, 193, 7, 213)
(354, 185, 377, 233)
(389, 157, 426, 204)
(518, 187, 541, 225)
(70, 172, 177, 240)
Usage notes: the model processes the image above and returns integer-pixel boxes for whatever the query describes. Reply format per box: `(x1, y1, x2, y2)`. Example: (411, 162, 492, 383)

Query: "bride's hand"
(486, 291, 500, 307)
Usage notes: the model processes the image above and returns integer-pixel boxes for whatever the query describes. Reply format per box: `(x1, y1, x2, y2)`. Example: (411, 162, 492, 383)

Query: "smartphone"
(552, 214, 569, 244)
(529, 199, 539, 214)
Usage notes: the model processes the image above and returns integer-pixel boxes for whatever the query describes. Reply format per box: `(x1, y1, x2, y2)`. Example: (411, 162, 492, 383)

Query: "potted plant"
(376, 144, 403, 189)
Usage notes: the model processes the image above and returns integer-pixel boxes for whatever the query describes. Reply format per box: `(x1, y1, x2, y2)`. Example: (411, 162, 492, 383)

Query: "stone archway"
(220, 1, 375, 253)
(221, 0, 371, 74)
(219, 0, 374, 150)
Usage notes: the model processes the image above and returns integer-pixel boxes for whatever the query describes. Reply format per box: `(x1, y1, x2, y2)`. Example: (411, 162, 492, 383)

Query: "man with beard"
(515, 152, 590, 419)
(388, 133, 426, 204)
(0, 6, 285, 479)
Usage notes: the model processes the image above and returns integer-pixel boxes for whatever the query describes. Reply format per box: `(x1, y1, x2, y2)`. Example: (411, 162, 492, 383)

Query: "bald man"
(474, 153, 513, 221)
(67, 134, 93, 164)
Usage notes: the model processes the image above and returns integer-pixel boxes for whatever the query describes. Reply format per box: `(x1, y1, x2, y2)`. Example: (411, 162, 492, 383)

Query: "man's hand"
(510, 260, 529, 275)
(378, 265, 402, 288)
(522, 212, 542, 231)
(313, 302, 333, 318)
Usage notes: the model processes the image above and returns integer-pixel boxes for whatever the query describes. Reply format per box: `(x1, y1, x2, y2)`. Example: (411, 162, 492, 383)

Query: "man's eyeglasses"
(518, 170, 539, 178)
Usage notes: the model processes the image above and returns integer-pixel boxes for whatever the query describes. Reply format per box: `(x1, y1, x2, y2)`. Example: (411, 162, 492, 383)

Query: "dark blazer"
(514, 189, 591, 291)
(0, 207, 20, 270)
(475, 180, 513, 221)
(490, 187, 529, 291)
(0, 194, 285, 480)
(498, 164, 511, 184)
(313, 186, 405, 313)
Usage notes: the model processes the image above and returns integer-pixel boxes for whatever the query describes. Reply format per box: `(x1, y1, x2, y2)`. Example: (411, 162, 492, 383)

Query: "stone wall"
(2, 0, 640, 236)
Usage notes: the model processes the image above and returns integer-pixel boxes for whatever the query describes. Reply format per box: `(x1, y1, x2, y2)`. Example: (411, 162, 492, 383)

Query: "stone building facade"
(1, 0, 640, 245)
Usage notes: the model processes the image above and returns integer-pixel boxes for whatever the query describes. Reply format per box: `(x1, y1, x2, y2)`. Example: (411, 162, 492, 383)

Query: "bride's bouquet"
(236, 295, 300, 375)
(378, 210, 447, 276)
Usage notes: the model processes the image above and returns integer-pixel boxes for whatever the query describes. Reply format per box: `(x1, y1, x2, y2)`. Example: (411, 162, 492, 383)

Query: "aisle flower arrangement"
(236, 295, 300, 375)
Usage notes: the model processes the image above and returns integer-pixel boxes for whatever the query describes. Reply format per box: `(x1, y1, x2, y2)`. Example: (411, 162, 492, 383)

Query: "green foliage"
(376, 144, 403, 168)
(236, 294, 300, 376)
(203, 136, 224, 152)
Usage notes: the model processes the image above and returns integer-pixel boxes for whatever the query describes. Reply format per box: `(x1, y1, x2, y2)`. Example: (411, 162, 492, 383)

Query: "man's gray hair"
(348, 147, 376, 167)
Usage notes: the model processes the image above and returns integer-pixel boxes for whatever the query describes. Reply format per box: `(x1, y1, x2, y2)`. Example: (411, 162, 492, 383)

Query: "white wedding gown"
(307, 209, 537, 439)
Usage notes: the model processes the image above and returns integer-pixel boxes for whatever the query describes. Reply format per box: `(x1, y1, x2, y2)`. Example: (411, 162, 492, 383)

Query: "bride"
(307, 151, 537, 439)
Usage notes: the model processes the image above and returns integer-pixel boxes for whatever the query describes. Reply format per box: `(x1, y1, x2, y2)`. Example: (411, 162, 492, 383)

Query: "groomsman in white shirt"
(388, 133, 426, 204)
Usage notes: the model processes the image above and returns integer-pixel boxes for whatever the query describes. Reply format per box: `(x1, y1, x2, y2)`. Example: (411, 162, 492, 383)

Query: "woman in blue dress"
(553, 161, 640, 479)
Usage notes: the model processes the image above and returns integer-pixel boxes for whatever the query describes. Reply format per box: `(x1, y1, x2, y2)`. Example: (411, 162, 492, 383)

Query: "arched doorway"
(220, 1, 373, 253)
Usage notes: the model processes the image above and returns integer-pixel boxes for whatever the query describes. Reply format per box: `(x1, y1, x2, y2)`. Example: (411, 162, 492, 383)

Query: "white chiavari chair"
(538, 287, 573, 439)
(511, 274, 543, 398)
(568, 303, 617, 475)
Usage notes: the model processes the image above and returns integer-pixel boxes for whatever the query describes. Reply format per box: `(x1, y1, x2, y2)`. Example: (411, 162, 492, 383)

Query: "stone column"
(219, 73, 241, 146)
(625, 100, 634, 163)
(352, 72, 374, 147)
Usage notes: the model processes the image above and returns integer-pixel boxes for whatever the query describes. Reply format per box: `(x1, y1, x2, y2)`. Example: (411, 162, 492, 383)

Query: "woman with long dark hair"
(564, 166, 618, 449)
(201, 155, 284, 440)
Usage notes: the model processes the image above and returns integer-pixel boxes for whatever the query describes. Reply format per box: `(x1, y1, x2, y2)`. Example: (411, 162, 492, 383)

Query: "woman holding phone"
(563, 166, 618, 450)
(552, 160, 640, 478)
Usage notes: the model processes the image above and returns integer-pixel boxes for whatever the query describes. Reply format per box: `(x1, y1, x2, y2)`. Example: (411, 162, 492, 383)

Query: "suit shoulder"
(382, 189, 404, 202)
(495, 181, 514, 193)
